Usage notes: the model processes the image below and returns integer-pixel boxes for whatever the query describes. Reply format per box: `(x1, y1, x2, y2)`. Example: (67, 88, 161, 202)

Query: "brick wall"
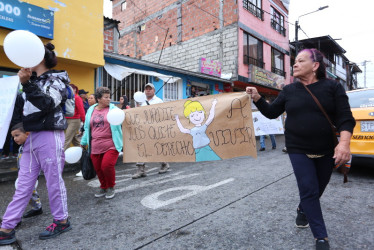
(104, 29, 114, 52)
(142, 25, 238, 78)
(113, 0, 239, 61)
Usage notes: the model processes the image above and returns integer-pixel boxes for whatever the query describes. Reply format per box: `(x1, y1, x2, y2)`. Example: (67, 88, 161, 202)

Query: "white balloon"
(134, 91, 146, 103)
(65, 146, 83, 164)
(3, 30, 45, 68)
(107, 108, 125, 125)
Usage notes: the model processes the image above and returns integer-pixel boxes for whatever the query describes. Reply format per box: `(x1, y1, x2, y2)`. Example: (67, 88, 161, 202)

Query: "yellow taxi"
(346, 88, 374, 161)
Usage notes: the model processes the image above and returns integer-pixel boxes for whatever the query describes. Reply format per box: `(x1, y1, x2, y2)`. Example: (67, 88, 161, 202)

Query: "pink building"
(236, 0, 290, 97)
(111, 0, 290, 97)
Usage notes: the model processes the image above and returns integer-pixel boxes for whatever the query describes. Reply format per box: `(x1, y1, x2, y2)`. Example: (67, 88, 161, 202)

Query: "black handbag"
(80, 149, 96, 180)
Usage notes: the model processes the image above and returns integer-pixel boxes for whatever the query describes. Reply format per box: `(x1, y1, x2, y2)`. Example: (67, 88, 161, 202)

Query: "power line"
(126, 0, 167, 31)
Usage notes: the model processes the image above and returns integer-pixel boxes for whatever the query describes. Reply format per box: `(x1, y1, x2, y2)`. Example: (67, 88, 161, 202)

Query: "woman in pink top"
(80, 87, 123, 199)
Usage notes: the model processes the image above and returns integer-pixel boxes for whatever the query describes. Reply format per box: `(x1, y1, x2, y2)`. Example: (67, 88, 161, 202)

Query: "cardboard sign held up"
(122, 92, 257, 163)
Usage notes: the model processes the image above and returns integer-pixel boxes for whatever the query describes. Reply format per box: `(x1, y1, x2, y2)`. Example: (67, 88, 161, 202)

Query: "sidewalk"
(0, 155, 124, 183)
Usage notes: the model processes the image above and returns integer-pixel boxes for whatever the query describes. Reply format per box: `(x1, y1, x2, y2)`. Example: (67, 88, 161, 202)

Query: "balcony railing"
(270, 19, 286, 36)
(244, 55, 265, 68)
(243, 0, 264, 21)
(271, 67, 286, 77)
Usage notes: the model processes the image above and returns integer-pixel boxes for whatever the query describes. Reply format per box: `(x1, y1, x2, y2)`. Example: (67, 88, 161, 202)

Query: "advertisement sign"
(199, 58, 222, 77)
(0, 0, 54, 39)
(248, 65, 285, 90)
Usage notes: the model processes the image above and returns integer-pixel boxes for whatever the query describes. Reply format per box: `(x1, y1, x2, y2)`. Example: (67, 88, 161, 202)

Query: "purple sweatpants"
(1, 131, 68, 229)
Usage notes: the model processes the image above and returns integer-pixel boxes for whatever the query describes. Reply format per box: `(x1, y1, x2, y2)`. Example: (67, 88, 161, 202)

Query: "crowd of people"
(0, 45, 355, 250)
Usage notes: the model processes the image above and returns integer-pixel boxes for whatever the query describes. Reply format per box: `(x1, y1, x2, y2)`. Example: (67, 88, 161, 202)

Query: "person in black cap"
(78, 89, 89, 113)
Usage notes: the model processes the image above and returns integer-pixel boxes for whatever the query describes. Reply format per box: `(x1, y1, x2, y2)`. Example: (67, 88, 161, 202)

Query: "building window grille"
(243, 0, 264, 21)
(271, 48, 285, 76)
(243, 32, 264, 68)
(270, 7, 285, 36)
(163, 81, 181, 102)
(97, 67, 149, 106)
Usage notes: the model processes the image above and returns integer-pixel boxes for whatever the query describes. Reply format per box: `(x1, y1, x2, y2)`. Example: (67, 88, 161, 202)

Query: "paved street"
(0, 136, 373, 249)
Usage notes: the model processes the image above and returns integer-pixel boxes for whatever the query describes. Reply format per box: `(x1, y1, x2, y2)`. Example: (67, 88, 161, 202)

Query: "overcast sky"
(104, 0, 374, 88)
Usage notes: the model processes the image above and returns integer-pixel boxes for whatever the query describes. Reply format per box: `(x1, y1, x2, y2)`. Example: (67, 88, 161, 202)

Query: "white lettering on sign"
(0, 2, 21, 16)
(141, 178, 235, 209)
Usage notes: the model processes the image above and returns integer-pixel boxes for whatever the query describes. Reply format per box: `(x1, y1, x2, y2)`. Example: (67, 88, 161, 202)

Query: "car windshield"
(347, 89, 374, 108)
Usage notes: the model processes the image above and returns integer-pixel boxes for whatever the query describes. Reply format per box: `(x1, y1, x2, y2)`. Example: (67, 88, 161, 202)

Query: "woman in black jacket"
(246, 48, 355, 250)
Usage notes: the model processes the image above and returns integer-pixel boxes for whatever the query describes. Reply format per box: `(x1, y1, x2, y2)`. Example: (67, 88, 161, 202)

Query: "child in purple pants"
(0, 43, 71, 245)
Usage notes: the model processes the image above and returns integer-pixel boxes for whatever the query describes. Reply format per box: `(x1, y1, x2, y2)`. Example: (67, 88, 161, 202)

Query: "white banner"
(252, 111, 284, 136)
(0, 76, 20, 149)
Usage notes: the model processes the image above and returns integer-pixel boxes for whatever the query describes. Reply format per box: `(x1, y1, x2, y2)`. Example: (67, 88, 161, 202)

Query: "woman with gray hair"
(246, 48, 355, 250)
(80, 87, 123, 199)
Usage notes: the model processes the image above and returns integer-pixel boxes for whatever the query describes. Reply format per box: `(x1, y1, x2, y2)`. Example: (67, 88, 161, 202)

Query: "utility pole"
(362, 60, 371, 88)
(295, 20, 299, 56)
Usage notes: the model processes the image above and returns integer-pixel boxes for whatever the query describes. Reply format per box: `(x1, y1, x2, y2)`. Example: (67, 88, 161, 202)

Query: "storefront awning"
(104, 63, 181, 83)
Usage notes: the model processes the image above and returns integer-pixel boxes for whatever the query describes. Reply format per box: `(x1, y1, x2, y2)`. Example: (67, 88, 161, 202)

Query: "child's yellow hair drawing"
(183, 100, 206, 118)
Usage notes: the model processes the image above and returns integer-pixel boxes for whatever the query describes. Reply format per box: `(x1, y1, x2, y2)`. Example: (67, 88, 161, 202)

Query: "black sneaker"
(0, 229, 16, 245)
(23, 208, 43, 218)
(316, 239, 330, 250)
(39, 219, 72, 240)
(296, 209, 309, 228)
(259, 148, 265, 151)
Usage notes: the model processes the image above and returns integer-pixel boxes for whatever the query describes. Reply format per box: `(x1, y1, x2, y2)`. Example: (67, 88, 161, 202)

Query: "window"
(243, 0, 264, 21)
(163, 81, 182, 102)
(271, 7, 285, 36)
(271, 48, 285, 76)
(98, 67, 149, 106)
(121, 1, 127, 11)
(243, 32, 264, 68)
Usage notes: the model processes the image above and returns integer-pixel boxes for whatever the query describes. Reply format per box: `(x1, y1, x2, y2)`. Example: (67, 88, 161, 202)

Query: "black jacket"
(20, 70, 70, 131)
(254, 79, 356, 155)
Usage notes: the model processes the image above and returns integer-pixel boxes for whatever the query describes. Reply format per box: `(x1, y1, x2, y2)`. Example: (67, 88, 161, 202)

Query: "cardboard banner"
(0, 76, 20, 149)
(122, 92, 257, 163)
(252, 111, 284, 136)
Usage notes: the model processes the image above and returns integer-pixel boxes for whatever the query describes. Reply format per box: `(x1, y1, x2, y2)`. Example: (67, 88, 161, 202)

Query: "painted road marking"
(141, 178, 235, 209)
(115, 172, 200, 193)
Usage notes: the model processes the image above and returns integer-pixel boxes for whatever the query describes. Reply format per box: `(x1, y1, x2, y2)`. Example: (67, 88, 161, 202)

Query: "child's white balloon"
(3, 30, 45, 68)
(65, 147, 83, 164)
(107, 108, 125, 125)
(134, 91, 146, 103)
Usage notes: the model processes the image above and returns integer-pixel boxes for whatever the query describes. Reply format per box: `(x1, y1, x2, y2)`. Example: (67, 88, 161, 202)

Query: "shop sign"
(0, 0, 54, 39)
(199, 58, 222, 77)
(248, 65, 285, 90)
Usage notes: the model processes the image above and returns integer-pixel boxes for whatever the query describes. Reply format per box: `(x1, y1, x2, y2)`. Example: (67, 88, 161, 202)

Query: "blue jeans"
(260, 134, 276, 149)
(288, 153, 334, 239)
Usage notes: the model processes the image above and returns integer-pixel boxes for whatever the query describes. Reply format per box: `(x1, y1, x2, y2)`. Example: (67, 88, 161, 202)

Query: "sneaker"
(75, 171, 83, 177)
(282, 147, 287, 153)
(296, 209, 309, 228)
(39, 219, 72, 240)
(23, 208, 43, 218)
(95, 188, 106, 198)
(159, 163, 170, 174)
(132, 164, 147, 179)
(0, 229, 16, 245)
(316, 239, 330, 250)
(272, 146, 276, 149)
(259, 148, 265, 151)
(105, 187, 115, 199)
(1, 155, 9, 160)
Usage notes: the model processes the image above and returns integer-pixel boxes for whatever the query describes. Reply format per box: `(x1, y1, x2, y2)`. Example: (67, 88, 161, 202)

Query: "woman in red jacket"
(64, 84, 85, 151)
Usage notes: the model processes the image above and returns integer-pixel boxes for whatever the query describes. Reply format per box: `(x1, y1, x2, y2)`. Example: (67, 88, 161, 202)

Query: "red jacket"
(66, 94, 85, 122)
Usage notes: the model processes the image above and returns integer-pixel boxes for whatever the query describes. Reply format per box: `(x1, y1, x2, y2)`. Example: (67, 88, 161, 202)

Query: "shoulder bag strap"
(301, 83, 336, 130)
